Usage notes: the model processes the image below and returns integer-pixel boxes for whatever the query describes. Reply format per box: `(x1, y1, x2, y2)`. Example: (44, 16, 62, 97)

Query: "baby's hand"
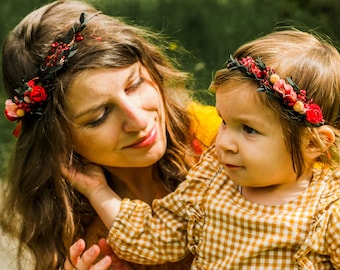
(62, 162, 122, 229)
(62, 161, 109, 200)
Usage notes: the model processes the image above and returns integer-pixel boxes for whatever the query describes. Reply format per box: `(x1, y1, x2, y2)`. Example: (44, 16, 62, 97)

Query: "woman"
(0, 1, 219, 270)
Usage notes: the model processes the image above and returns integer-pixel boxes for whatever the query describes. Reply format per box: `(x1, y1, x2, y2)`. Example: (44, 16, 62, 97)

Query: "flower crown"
(4, 12, 88, 123)
(226, 55, 324, 127)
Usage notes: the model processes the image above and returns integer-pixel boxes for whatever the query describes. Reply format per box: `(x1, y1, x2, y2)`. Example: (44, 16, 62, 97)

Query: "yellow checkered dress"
(108, 146, 340, 269)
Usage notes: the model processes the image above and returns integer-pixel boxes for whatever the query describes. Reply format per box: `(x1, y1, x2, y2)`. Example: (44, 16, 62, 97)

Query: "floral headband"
(4, 12, 88, 127)
(226, 55, 324, 127)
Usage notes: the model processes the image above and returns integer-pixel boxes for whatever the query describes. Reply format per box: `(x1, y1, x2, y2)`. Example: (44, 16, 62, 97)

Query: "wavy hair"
(1, 1, 196, 269)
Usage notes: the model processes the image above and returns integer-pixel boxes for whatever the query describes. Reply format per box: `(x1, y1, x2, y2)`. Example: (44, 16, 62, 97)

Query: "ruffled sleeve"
(294, 169, 340, 269)
(108, 146, 221, 265)
(325, 198, 340, 267)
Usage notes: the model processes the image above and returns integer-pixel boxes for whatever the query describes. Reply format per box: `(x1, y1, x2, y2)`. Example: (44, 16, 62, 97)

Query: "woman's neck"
(104, 166, 169, 205)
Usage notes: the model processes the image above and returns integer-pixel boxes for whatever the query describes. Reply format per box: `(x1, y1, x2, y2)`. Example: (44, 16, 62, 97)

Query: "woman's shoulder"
(188, 102, 220, 148)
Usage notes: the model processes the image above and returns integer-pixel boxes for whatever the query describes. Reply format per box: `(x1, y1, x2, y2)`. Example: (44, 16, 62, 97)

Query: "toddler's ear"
(303, 125, 335, 160)
(317, 125, 336, 145)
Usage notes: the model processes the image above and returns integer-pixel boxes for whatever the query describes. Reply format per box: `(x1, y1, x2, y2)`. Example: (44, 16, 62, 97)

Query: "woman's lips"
(129, 126, 157, 148)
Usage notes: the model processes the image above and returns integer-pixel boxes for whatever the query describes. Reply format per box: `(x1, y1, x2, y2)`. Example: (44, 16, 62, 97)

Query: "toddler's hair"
(211, 29, 340, 175)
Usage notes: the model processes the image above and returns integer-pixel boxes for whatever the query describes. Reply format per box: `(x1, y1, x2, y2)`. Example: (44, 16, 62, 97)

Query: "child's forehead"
(216, 80, 279, 120)
(216, 79, 260, 99)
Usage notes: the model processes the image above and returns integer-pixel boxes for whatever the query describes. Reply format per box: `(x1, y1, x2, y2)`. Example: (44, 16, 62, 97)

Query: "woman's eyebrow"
(72, 103, 105, 120)
(71, 64, 141, 120)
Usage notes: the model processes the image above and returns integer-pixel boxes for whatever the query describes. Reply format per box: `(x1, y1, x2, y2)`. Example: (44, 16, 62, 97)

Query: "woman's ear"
(303, 125, 335, 160)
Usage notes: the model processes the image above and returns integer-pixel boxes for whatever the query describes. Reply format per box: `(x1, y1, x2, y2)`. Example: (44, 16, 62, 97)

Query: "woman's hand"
(64, 238, 132, 270)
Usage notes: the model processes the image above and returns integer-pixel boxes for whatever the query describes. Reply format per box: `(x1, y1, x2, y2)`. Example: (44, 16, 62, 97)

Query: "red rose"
(4, 99, 19, 121)
(29, 85, 48, 103)
(27, 79, 36, 88)
(4, 109, 17, 121)
(305, 103, 324, 125)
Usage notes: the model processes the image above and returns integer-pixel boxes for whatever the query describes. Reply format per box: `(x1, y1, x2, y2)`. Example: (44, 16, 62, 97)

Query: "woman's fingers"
(98, 238, 132, 270)
(75, 244, 101, 269)
(64, 239, 86, 269)
(92, 256, 112, 270)
(98, 238, 113, 257)
(65, 238, 134, 270)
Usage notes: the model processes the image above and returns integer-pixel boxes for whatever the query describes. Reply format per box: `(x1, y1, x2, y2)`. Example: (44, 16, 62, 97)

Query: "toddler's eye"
(216, 112, 226, 127)
(243, 125, 257, 134)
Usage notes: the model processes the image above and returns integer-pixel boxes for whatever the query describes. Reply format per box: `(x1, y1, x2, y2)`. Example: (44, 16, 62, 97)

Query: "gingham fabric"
(108, 145, 340, 269)
(83, 102, 219, 247)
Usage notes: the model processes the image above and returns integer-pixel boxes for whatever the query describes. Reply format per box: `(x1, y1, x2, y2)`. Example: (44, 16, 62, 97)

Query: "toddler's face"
(214, 81, 298, 188)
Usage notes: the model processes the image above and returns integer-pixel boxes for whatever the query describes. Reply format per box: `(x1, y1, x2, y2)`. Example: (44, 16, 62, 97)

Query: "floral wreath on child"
(226, 55, 324, 127)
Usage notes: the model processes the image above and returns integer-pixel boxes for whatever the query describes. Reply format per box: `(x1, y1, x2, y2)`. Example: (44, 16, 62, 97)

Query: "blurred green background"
(1, 0, 340, 177)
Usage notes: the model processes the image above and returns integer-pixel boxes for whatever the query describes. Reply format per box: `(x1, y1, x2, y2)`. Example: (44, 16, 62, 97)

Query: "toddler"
(65, 29, 340, 269)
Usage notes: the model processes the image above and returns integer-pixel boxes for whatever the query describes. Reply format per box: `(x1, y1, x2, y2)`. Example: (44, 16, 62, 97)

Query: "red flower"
(27, 80, 35, 88)
(228, 55, 324, 127)
(249, 64, 263, 78)
(305, 103, 324, 125)
(297, 90, 307, 102)
(273, 79, 292, 95)
(4, 99, 19, 121)
(240, 57, 263, 78)
(4, 109, 17, 121)
(29, 84, 48, 103)
(192, 138, 203, 156)
(284, 95, 297, 106)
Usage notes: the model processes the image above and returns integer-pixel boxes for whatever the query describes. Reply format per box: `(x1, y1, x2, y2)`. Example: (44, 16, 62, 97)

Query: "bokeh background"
(1, 0, 340, 177)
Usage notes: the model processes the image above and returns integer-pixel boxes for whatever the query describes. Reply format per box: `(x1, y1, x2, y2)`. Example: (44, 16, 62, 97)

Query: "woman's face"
(64, 63, 167, 168)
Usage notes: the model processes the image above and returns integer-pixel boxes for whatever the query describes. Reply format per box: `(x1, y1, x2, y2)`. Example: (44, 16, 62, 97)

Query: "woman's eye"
(85, 107, 110, 128)
(242, 125, 257, 134)
(126, 77, 144, 92)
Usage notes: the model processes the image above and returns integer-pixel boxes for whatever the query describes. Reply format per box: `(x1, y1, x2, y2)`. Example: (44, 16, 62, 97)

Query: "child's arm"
(62, 146, 219, 265)
(62, 163, 121, 229)
(62, 161, 190, 264)
(86, 180, 121, 229)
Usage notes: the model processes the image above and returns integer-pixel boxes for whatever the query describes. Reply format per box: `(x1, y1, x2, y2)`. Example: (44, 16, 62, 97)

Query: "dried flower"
(226, 55, 324, 127)
(3, 12, 88, 123)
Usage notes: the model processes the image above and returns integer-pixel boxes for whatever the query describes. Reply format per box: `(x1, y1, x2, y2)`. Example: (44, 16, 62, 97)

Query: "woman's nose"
(120, 101, 149, 132)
